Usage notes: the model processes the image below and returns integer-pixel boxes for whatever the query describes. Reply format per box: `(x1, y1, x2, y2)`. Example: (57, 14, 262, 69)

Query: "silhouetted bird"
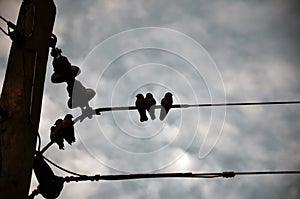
(50, 119, 65, 150)
(160, 92, 173, 120)
(135, 93, 148, 122)
(62, 114, 75, 145)
(145, 93, 156, 120)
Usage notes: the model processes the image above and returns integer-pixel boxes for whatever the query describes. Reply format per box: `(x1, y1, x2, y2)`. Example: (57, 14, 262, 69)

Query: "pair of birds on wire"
(50, 114, 76, 150)
(135, 92, 173, 122)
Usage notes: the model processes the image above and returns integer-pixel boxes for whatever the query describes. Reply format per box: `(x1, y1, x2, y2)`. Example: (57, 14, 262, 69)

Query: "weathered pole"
(0, 0, 55, 198)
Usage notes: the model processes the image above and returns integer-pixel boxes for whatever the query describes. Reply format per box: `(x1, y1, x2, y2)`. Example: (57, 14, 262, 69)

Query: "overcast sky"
(1, 0, 300, 198)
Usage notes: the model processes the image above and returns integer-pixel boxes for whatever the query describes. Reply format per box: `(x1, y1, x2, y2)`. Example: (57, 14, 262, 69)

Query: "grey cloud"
(1, 0, 299, 198)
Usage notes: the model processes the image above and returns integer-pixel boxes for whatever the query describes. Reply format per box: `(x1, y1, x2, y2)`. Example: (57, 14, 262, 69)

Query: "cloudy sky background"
(1, 0, 300, 198)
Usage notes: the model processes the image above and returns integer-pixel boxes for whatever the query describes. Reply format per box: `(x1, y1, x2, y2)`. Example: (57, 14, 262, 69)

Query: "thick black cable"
(62, 170, 300, 183)
(234, 170, 300, 175)
(28, 170, 300, 198)
(42, 155, 84, 177)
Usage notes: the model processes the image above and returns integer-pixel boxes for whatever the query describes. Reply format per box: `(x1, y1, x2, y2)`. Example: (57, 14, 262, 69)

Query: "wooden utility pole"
(0, 0, 55, 198)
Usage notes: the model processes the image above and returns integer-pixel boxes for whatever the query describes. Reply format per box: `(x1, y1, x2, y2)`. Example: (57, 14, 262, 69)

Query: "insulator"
(33, 156, 64, 199)
(52, 55, 71, 74)
(38, 176, 64, 199)
(33, 155, 56, 185)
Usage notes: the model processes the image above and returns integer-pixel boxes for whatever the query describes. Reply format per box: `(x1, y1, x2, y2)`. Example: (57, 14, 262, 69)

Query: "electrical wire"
(36, 132, 41, 152)
(42, 155, 84, 177)
(0, 26, 9, 36)
(39, 100, 300, 154)
(28, 169, 300, 198)
(0, 15, 9, 23)
(95, 100, 300, 114)
(62, 170, 300, 183)
(0, 16, 9, 36)
(0, 15, 17, 37)
(34, 153, 300, 182)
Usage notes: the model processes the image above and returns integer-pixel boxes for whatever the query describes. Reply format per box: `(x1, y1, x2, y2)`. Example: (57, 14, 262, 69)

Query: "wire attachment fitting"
(222, 171, 236, 178)
(0, 16, 24, 43)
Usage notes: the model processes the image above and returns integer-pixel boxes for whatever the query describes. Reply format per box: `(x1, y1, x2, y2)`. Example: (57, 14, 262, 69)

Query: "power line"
(39, 100, 300, 154)
(28, 169, 300, 198)
(62, 170, 300, 183)
(39, 153, 300, 182)
(37, 153, 300, 181)
(95, 100, 300, 114)
(42, 155, 84, 177)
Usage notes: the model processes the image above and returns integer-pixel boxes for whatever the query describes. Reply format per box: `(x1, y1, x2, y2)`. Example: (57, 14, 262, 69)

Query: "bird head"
(54, 119, 63, 125)
(136, 93, 144, 99)
(165, 92, 173, 97)
(64, 114, 73, 119)
(146, 93, 153, 98)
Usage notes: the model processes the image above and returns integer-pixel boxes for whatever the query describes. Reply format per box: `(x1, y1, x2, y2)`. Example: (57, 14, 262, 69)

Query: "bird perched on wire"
(62, 114, 75, 145)
(160, 92, 173, 120)
(145, 93, 156, 120)
(135, 93, 148, 122)
(50, 119, 65, 150)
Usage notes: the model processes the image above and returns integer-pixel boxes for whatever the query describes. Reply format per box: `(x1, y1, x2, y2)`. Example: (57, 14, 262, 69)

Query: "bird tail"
(159, 107, 167, 120)
(149, 106, 156, 120)
(140, 114, 148, 122)
(138, 109, 148, 122)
